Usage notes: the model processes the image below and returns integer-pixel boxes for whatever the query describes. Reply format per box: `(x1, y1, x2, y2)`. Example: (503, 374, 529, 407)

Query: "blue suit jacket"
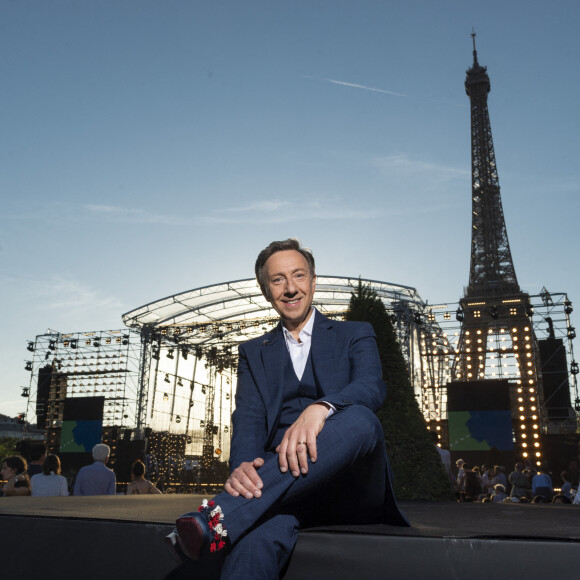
(230, 310, 408, 526)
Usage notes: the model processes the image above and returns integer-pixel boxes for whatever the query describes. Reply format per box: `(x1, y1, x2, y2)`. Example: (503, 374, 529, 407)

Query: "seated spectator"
(1, 456, 31, 497)
(481, 465, 495, 496)
(460, 463, 482, 501)
(552, 494, 572, 505)
(27, 443, 47, 478)
(73, 444, 116, 496)
(126, 460, 162, 495)
(492, 483, 507, 503)
(490, 465, 508, 490)
(30, 454, 69, 497)
(508, 462, 531, 499)
(559, 471, 573, 501)
(532, 464, 553, 501)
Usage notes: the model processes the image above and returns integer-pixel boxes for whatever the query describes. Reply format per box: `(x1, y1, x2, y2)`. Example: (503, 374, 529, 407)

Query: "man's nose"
(284, 278, 297, 295)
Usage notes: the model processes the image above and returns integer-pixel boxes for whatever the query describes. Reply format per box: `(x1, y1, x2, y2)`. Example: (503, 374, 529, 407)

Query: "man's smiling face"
(264, 249, 316, 333)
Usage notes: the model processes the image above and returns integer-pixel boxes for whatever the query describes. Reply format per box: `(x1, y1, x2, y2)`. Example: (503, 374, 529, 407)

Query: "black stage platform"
(1, 496, 578, 579)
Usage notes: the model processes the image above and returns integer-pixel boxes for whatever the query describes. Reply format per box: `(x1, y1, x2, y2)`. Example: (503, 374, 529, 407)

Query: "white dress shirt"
(282, 309, 334, 416)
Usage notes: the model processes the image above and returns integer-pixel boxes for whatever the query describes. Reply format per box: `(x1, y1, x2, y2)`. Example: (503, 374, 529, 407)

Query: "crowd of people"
(0, 443, 161, 497)
(3, 442, 580, 507)
(454, 459, 578, 505)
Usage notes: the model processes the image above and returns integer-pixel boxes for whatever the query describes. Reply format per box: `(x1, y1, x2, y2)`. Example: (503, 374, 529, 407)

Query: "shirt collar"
(282, 308, 316, 343)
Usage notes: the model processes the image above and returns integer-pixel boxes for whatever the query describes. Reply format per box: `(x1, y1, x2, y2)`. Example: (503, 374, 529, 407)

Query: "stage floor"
(1, 496, 578, 579)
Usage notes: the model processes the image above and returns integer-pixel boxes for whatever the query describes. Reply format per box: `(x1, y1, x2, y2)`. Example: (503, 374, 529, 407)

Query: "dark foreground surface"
(1, 496, 578, 579)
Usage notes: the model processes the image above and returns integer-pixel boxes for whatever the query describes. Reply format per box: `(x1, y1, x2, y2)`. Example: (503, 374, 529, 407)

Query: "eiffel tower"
(452, 34, 547, 468)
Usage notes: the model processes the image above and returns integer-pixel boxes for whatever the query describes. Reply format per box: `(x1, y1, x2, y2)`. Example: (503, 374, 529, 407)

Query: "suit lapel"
(260, 326, 286, 432)
(311, 311, 336, 395)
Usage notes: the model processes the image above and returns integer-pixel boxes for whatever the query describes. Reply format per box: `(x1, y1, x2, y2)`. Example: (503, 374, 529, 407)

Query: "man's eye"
(271, 278, 283, 285)
(296, 273, 305, 279)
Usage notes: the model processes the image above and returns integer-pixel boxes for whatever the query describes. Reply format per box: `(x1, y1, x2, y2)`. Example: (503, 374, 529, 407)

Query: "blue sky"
(1, 1, 579, 418)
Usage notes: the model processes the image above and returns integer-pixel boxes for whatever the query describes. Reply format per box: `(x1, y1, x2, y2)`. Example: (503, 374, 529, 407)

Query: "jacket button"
(299, 390, 306, 397)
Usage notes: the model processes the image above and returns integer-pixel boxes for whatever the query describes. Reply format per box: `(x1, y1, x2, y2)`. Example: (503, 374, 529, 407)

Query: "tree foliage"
(346, 280, 454, 500)
(0, 437, 17, 462)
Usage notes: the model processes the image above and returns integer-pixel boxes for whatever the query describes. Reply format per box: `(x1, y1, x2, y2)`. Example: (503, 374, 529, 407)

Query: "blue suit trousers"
(215, 405, 388, 579)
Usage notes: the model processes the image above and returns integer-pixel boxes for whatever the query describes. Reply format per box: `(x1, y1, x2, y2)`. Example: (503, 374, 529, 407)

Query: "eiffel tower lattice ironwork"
(452, 34, 547, 468)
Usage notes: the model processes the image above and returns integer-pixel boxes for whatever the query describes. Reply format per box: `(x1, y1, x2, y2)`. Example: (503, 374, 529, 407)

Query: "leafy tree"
(0, 437, 17, 462)
(346, 280, 454, 500)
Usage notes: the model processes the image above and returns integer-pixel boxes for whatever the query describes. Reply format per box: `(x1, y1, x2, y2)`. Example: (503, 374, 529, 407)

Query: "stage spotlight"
(181, 348, 188, 360)
(177, 378, 183, 387)
(163, 393, 169, 401)
(49, 340, 56, 350)
(21, 387, 29, 398)
(93, 339, 100, 347)
(564, 300, 573, 315)
(568, 327, 576, 340)
(571, 361, 579, 375)
(175, 416, 181, 424)
(164, 374, 171, 383)
(152, 348, 160, 360)
(25, 361, 33, 371)
(27, 341, 35, 352)
(167, 349, 174, 359)
(456, 308, 464, 322)
(122, 335, 129, 345)
(71, 340, 77, 349)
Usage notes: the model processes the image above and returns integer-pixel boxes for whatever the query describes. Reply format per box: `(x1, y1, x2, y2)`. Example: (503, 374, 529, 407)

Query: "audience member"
(531, 464, 553, 501)
(552, 494, 572, 505)
(27, 443, 48, 478)
(1, 456, 31, 497)
(460, 463, 481, 501)
(559, 471, 573, 501)
(490, 465, 508, 490)
(508, 462, 531, 499)
(73, 444, 116, 496)
(126, 460, 162, 495)
(492, 483, 507, 503)
(30, 454, 69, 497)
(481, 465, 495, 496)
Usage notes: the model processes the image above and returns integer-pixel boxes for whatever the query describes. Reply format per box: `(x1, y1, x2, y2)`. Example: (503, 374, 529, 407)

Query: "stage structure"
(421, 36, 579, 467)
(23, 329, 142, 463)
(420, 291, 577, 442)
(122, 276, 439, 466)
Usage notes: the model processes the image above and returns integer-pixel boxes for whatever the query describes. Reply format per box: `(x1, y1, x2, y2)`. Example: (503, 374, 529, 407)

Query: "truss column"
(136, 326, 154, 437)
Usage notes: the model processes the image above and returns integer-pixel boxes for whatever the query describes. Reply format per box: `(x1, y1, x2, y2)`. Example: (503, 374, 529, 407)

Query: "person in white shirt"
(30, 454, 69, 497)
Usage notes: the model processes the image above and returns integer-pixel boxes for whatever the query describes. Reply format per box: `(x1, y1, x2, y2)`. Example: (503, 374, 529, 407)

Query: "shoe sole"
(175, 515, 207, 560)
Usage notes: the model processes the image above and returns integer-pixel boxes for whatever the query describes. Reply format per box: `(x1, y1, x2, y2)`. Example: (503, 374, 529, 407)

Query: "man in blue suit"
(166, 239, 407, 578)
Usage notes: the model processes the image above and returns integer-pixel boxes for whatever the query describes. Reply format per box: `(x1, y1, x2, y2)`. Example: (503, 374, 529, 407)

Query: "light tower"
(452, 34, 546, 467)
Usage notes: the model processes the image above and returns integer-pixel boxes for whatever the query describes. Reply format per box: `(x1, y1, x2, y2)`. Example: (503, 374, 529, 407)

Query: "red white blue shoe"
(165, 501, 229, 563)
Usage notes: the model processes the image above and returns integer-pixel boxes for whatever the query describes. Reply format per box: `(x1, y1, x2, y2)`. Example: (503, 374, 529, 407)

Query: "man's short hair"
(92, 444, 110, 462)
(255, 238, 315, 300)
(30, 443, 48, 461)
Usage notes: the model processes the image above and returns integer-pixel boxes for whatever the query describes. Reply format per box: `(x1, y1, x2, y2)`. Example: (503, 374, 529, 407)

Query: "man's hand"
(276, 402, 329, 477)
(225, 457, 264, 499)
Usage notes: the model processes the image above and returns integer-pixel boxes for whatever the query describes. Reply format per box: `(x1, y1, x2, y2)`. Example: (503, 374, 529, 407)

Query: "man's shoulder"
(239, 327, 281, 353)
(317, 315, 375, 337)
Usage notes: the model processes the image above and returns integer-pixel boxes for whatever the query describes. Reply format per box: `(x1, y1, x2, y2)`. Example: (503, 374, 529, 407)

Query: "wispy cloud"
(85, 204, 192, 226)
(8, 274, 122, 316)
(373, 154, 470, 182)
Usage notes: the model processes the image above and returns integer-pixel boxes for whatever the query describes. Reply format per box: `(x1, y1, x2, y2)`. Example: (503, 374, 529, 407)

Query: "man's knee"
(339, 404, 383, 438)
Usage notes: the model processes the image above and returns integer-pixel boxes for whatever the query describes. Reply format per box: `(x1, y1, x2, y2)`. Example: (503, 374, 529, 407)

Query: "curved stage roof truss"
(123, 276, 426, 339)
